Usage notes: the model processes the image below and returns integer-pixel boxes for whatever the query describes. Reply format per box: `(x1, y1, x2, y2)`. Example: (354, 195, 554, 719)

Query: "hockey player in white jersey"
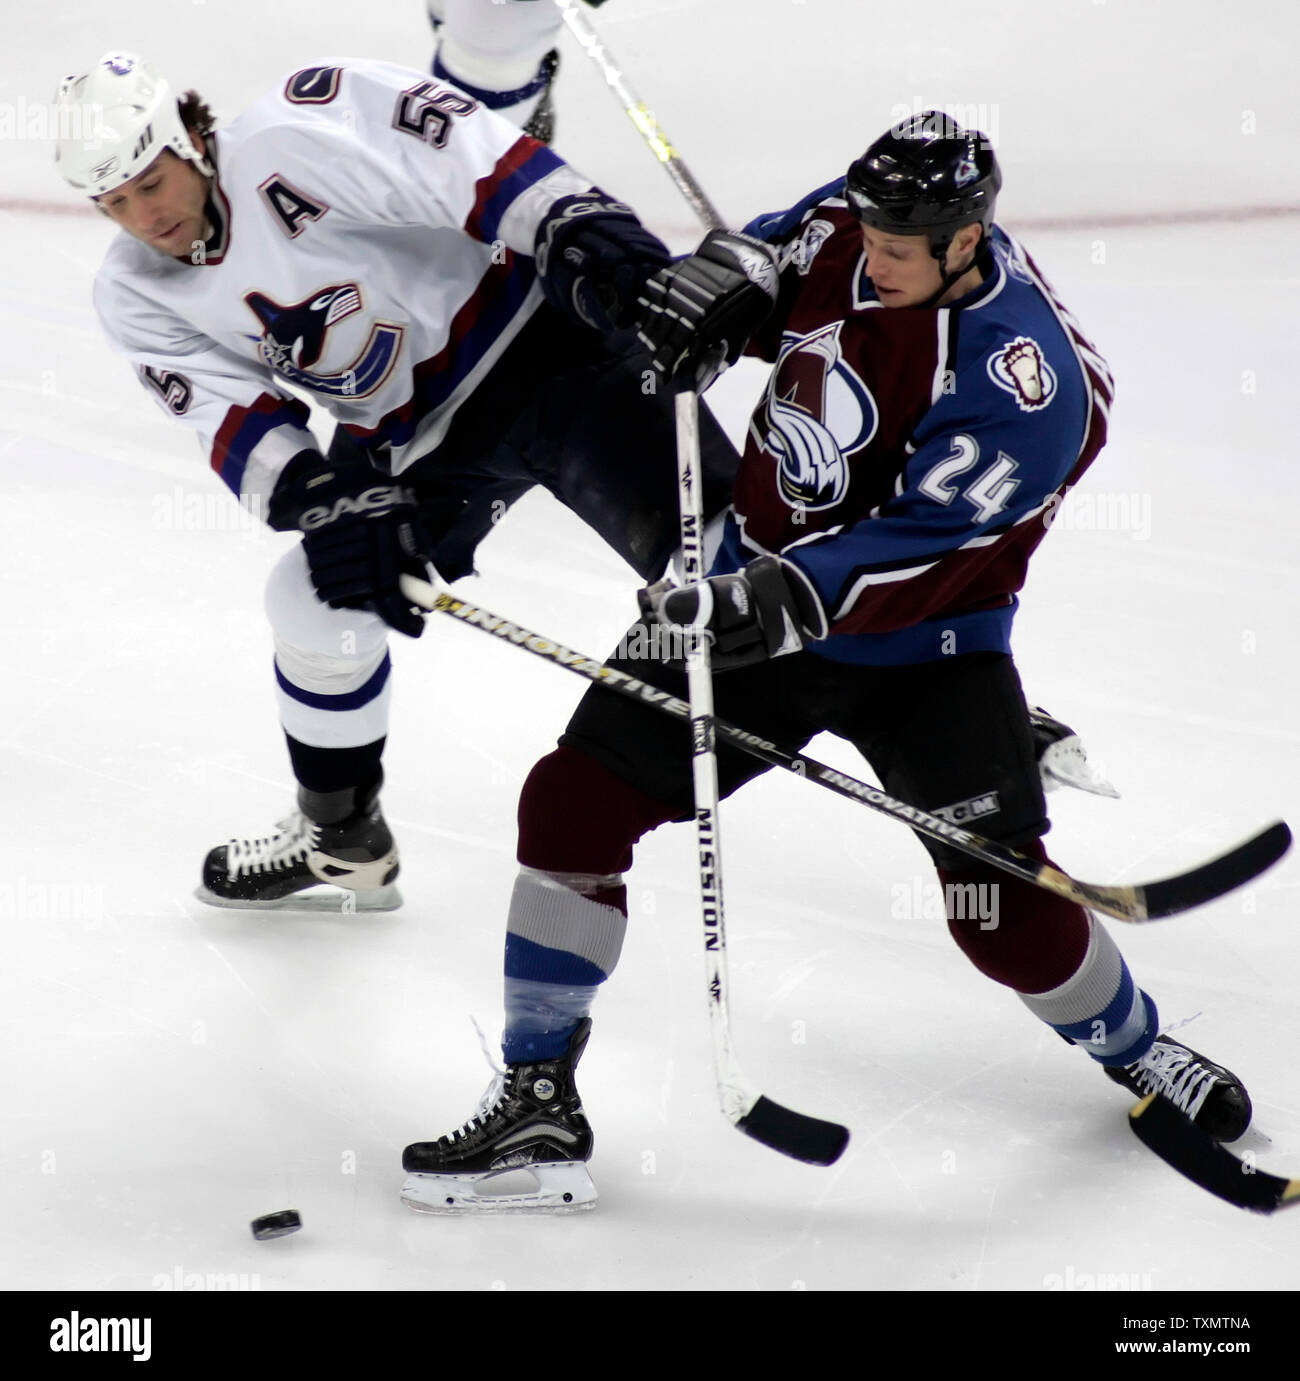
(56, 50, 740, 909)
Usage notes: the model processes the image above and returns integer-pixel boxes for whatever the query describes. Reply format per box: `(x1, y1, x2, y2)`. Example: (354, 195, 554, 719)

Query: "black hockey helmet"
(845, 111, 1001, 259)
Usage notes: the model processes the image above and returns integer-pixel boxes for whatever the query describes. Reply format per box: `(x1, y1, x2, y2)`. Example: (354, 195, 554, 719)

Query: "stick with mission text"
(666, 387, 849, 1164)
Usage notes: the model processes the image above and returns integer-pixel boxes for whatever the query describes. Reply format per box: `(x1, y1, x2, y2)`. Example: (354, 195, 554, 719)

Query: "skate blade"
(400, 1163, 597, 1215)
(193, 883, 403, 913)
(1040, 737, 1120, 798)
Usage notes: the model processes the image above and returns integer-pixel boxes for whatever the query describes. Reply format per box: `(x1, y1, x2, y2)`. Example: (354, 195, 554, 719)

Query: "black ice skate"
(401, 1018, 596, 1214)
(196, 779, 400, 912)
(1030, 705, 1119, 798)
(1106, 1035, 1252, 1142)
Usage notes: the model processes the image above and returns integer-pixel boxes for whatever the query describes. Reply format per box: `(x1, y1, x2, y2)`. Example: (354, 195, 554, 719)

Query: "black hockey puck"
(251, 1210, 302, 1241)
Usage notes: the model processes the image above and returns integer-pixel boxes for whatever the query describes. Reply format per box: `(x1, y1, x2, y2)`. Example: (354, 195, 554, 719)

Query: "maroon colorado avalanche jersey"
(715, 181, 1114, 665)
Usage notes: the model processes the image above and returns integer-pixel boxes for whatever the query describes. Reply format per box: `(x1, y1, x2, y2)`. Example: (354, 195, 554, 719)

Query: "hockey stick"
(669, 388, 849, 1166)
(554, 0, 724, 231)
(397, 576, 1290, 924)
(1129, 1093, 1300, 1214)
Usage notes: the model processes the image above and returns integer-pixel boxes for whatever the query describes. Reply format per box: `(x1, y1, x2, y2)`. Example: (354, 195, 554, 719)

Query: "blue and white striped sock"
(1018, 918, 1159, 1067)
(502, 867, 627, 1063)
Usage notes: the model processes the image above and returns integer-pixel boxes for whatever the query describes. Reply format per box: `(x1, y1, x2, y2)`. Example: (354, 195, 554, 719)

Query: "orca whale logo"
(243, 284, 404, 399)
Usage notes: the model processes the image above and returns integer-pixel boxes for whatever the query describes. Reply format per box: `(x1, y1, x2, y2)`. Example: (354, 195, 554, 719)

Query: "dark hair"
(178, 90, 216, 137)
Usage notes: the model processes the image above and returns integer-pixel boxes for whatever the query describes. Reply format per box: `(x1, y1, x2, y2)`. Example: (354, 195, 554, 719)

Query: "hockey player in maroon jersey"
(400, 113, 1252, 1213)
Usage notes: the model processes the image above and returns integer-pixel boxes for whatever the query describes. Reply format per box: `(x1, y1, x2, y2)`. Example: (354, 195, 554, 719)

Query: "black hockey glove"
(636, 229, 780, 391)
(535, 191, 672, 338)
(638, 554, 828, 671)
(269, 454, 435, 639)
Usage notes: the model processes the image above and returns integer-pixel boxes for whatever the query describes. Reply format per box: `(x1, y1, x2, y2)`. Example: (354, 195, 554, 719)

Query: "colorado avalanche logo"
(987, 336, 1056, 412)
(764, 323, 877, 512)
(243, 284, 404, 399)
(791, 218, 835, 277)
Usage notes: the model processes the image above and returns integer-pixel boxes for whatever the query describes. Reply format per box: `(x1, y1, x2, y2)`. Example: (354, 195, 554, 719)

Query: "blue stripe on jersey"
(273, 652, 391, 711)
(359, 257, 537, 452)
(714, 518, 1018, 665)
(474, 143, 565, 245)
(742, 176, 847, 245)
(212, 394, 312, 497)
(809, 602, 1018, 667)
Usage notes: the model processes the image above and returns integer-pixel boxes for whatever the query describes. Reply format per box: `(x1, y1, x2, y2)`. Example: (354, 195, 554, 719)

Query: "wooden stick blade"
(1139, 821, 1291, 919)
(1129, 1093, 1300, 1213)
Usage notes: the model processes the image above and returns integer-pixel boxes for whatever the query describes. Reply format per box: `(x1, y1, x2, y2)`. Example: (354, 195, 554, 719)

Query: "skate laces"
(1130, 1042, 1217, 1120)
(226, 813, 319, 879)
(442, 1018, 510, 1145)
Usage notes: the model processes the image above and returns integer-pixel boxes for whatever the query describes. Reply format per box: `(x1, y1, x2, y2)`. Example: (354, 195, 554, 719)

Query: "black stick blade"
(1141, 821, 1291, 919)
(736, 1096, 850, 1166)
(1129, 1093, 1300, 1213)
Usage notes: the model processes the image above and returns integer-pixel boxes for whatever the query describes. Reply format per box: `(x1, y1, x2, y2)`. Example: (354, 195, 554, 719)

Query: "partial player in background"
(426, 0, 613, 143)
(400, 114, 1253, 1213)
(55, 50, 738, 910)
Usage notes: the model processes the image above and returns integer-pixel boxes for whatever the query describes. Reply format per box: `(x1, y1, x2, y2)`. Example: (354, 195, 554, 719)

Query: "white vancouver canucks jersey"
(94, 57, 594, 515)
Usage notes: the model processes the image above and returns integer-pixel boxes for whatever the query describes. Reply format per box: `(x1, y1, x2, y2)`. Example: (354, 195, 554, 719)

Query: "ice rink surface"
(1, 0, 1298, 1304)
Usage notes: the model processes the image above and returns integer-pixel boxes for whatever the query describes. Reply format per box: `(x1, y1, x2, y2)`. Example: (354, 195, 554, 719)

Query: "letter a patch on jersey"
(258, 175, 329, 239)
(762, 323, 878, 512)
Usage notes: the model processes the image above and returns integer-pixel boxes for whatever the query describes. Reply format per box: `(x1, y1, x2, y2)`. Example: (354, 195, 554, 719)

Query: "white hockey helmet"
(54, 51, 213, 197)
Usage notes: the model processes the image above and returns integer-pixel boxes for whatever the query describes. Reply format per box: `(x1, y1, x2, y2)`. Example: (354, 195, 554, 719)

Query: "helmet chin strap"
(917, 233, 992, 308)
